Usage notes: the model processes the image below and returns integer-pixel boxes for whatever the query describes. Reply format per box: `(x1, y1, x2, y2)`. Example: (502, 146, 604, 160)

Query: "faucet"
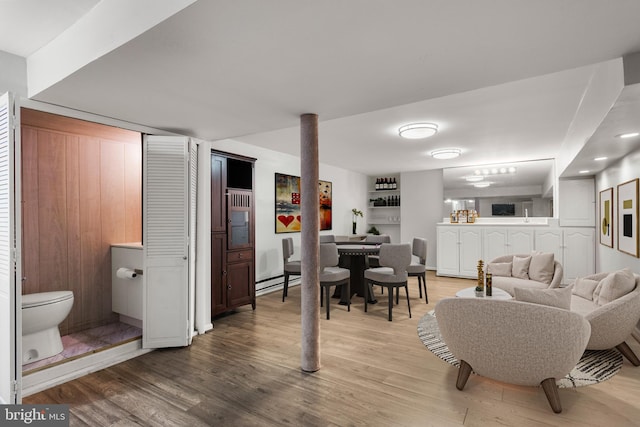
(524, 208, 529, 223)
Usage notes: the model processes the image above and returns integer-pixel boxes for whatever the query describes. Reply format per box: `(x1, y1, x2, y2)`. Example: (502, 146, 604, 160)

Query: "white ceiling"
(5, 1, 640, 186)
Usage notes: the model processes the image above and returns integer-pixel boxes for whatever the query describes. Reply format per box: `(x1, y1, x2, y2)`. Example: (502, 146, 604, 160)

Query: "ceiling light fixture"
(398, 123, 438, 139)
(473, 182, 491, 188)
(465, 176, 484, 182)
(594, 156, 608, 161)
(579, 170, 590, 174)
(430, 148, 461, 159)
(617, 132, 639, 139)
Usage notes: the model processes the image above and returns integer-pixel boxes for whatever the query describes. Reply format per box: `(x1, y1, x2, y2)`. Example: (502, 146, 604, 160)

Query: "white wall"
(0, 51, 27, 96)
(400, 169, 443, 270)
(596, 147, 640, 274)
(210, 138, 368, 286)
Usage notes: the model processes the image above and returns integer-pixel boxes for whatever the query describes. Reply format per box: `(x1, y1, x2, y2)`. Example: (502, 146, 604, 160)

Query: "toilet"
(22, 291, 74, 365)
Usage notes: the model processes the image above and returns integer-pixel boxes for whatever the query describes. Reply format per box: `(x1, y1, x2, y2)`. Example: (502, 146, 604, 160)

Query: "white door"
(459, 228, 482, 278)
(437, 227, 459, 276)
(142, 135, 191, 348)
(0, 93, 20, 403)
(509, 229, 534, 255)
(563, 228, 595, 284)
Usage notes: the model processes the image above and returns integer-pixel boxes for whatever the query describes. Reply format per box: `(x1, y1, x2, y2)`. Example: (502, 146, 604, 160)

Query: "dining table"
(333, 242, 380, 304)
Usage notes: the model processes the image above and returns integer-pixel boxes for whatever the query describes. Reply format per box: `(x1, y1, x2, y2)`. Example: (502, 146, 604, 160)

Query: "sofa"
(569, 269, 640, 365)
(435, 297, 591, 413)
(487, 253, 563, 296)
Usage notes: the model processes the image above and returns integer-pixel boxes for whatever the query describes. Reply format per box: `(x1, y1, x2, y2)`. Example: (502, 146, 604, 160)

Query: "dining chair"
(282, 237, 301, 302)
(319, 243, 351, 319)
(364, 234, 391, 267)
(320, 234, 335, 243)
(406, 237, 428, 303)
(364, 243, 411, 321)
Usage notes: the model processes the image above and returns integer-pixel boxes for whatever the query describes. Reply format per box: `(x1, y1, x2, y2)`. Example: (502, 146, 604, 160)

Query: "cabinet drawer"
(227, 249, 253, 263)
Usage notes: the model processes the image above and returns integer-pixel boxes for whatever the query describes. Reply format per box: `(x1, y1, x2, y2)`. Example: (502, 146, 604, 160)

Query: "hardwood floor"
(25, 272, 640, 426)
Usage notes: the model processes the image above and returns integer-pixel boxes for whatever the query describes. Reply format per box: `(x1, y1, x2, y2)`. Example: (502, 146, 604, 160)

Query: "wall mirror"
(442, 159, 554, 218)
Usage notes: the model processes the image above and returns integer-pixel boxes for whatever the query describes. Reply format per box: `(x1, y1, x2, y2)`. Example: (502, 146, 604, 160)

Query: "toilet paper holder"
(116, 267, 144, 279)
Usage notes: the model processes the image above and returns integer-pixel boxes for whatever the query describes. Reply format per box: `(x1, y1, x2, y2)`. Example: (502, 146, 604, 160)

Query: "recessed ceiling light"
(617, 132, 639, 139)
(430, 148, 461, 159)
(473, 182, 491, 188)
(465, 176, 484, 182)
(398, 123, 438, 139)
(468, 199, 474, 203)
(594, 157, 608, 161)
(579, 170, 590, 174)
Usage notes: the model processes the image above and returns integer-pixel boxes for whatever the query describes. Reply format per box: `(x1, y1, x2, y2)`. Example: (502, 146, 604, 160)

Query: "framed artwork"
(275, 173, 332, 233)
(617, 178, 639, 257)
(599, 187, 613, 247)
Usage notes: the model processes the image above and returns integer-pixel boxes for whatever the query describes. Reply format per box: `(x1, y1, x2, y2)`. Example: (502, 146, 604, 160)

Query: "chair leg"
(364, 279, 368, 313)
(616, 341, 640, 366)
(282, 273, 289, 302)
(387, 285, 393, 321)
(541, 378, 562, 413)
(404, 284, 411, 319)
(395, 286, 399, 305)
(422, 273, 428, 304)
(456, 360, 473, 390)
(320, 286, 324, 307)
(346, 281, 351, 312)
(417, 275, 423, 299)
(325, 285, 331, 320)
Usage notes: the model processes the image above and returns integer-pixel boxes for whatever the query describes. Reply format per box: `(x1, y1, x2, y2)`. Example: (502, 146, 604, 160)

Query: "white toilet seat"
(22, 291, 73, 308)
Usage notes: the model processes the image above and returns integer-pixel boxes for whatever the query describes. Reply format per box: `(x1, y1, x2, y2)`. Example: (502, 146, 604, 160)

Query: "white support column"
(300, 113, 320, 372)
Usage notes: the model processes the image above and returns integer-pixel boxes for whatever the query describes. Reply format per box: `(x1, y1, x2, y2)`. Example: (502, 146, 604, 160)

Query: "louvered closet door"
(143, 135, 190, 348)
(0, 93, 20, 403)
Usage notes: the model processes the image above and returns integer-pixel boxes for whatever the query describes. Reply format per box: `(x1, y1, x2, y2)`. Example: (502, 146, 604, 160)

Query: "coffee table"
(455, 286, 512, 300)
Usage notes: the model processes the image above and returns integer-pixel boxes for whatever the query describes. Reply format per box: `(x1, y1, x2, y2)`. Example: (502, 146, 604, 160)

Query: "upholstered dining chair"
(282, 237, 301, 302)
(364, 234, 391, 267)
(319, 243, 351, 319)
(406, 237, 428, 303)
(364, 243, 411, 321)
(319, 234, 335, 243)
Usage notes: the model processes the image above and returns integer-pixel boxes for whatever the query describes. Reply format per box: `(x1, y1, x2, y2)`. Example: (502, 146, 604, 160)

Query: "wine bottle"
(486, 273, 492, 296)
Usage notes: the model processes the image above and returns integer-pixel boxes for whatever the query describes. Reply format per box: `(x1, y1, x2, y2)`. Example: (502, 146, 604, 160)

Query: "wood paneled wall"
(21, 109, 142, 335)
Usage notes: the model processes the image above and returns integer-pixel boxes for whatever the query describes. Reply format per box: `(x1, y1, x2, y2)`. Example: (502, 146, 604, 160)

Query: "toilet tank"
(111, 243, 143, 325)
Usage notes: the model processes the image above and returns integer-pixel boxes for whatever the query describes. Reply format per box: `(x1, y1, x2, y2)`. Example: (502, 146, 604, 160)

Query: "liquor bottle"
(392, 178, 397, 189)
(383, 178, 388, 189)
(486, 273, 492, 296)
(375, 178, 380, 190)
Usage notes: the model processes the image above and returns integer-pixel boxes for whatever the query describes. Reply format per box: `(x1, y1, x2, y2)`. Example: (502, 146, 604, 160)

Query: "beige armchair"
(435, 297, 590, 413)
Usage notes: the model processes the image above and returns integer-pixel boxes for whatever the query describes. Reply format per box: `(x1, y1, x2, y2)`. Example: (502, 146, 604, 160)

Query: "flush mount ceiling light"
(398, 123, 438, 139)
(465, 175, 484, 182)
(430, 148, 461, 159)
(473, 182, 491, 188)
(617, 132, 639, 139)
(579, 170, 590, 174)
(594, 156, 608, 161)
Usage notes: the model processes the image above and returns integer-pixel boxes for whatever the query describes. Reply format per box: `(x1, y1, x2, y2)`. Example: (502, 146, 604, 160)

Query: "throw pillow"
(594, 268, 636, 306)
(488, 262, 512, 277)
(514, 285, 573, 310)
(528, 252, 555, 284)
(571, 277, 599, 301)
(512, 255, 532, 280)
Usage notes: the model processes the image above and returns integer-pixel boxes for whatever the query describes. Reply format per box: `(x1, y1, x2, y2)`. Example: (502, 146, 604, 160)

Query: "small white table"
(455, 286, 512, 300)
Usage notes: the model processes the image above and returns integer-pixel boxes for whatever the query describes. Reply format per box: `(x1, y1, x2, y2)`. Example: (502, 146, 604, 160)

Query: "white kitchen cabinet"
(559, 178, 595, 227)
(535, 228, 595, 284)
(437, 226, 482, 278)
(483, 228, 535, 262)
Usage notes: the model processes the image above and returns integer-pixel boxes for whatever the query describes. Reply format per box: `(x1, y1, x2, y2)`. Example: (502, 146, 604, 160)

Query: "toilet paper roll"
(116, 267, 138, 279)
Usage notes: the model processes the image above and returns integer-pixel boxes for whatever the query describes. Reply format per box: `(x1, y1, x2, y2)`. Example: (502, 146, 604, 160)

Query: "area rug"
(417, 312, 623, 388)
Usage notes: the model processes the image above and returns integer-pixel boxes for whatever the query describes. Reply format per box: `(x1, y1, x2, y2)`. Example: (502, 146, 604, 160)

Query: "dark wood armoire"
(211, 151, 256, 316)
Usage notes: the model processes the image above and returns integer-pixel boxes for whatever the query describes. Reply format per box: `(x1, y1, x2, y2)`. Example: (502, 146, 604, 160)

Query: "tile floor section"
(23, 322, 142, 373)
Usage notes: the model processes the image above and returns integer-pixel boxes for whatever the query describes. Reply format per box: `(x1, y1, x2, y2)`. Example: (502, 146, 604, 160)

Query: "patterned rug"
(417, 312, 623, 388)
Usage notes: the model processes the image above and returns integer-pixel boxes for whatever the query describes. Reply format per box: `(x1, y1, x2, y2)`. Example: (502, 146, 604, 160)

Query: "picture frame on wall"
(274, 173, 332, 233)
(599, 187, 613, 247)
(617, 178, 639, 257)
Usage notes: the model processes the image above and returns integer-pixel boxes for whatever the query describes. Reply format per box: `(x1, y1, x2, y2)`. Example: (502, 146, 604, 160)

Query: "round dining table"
(334, 243, 380, 304)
